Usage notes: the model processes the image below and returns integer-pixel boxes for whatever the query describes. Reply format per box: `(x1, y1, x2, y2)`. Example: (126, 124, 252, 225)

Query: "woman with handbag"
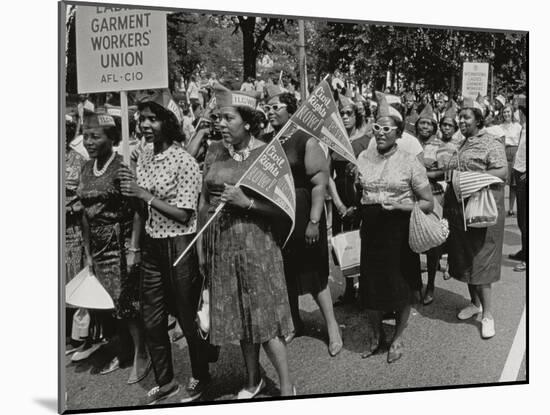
(442, 97, 507, 339)
(77, 111, 148, 383)
(196, 83, 295, 398)
(414, 103, 446, 305)
(329, 94, 372, 306)
(356, 92, 433, 363)
(118, 89, 213, 405)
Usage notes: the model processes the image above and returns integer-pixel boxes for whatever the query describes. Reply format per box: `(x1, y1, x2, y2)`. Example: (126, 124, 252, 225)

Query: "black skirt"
(359, 205, 421, 311)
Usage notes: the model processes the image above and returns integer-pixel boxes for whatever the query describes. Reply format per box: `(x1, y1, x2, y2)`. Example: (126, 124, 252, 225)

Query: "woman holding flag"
(442, 97, 507, 339)
(262, 86, 343, 357)
(196, 83, 295, 398)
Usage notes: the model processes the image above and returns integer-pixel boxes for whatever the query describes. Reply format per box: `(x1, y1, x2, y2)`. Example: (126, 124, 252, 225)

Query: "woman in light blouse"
(442, 98, 507, 339)
(499, 104, 522, 216)
(356, 92, 433, 363)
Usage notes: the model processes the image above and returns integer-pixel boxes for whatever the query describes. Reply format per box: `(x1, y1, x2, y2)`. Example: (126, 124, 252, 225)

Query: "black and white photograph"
(5, 0, 544, 414)
(56, 0, 531, 413)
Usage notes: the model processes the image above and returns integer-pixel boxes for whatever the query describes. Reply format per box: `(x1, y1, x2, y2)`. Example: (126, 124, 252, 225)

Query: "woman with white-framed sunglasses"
(355, 92, 433, 363)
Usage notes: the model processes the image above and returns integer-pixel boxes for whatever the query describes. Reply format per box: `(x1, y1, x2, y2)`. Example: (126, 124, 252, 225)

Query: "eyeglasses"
(372, 124, 398, 134)
(263, 103, 287, 112)
(339, 110, 354, 117)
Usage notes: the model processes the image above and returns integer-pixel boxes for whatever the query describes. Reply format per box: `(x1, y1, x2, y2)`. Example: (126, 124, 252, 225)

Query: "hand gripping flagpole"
(172, 124, 291, 267)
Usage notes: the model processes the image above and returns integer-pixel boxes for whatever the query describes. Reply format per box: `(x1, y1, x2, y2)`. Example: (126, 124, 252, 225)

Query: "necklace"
(226, 137, 255, 162)
(93, 152, 116, 177)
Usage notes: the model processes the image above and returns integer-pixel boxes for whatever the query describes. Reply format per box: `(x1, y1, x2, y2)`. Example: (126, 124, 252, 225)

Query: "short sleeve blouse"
(446, 129, 507, 173)
(137, 144, 201, 238)
(357, 145, 429, 205)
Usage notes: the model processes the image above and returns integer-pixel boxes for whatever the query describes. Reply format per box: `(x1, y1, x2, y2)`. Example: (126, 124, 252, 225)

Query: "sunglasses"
(372, 124, 398, 134)
(264, 103, 287, 112)
(339, 110, 354, 117)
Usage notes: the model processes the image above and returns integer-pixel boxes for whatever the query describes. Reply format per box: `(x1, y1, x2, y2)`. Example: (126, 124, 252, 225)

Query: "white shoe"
(236, 378, 266, 399)
(481, 317, 495, 339)
(71, 341, 104, 362)
(457, 304, 482, 320)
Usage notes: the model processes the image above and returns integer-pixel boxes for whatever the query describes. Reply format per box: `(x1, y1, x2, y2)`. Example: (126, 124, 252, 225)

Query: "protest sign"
(289, 80, 357, 164)
(75, 5, 168, 93)
(239, 138, 296, 243)
(462, 62, 489, 98)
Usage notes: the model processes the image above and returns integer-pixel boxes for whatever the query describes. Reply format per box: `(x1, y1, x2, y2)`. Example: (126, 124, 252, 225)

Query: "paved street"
(64, 212, 526, 412)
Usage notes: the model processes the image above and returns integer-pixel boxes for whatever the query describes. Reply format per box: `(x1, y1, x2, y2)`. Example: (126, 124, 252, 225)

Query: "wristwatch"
(309, 218, 319, 225)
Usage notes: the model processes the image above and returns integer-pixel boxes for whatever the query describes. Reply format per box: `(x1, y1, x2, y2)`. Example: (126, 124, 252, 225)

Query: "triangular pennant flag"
(452, 171, 503, 201)
(288, 80, 357, 164)
(66, 267, 115, 310)
(238, 138, 296, 246)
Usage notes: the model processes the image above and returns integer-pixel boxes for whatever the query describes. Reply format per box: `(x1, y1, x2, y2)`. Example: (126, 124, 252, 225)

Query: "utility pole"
(298, 20, 307, 100)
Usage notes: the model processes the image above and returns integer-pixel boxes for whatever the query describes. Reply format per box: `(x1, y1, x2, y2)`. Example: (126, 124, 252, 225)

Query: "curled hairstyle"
(460, 107, 485, 129)
(277, 92, 298, 115)
(235, 106, 266, 137)
(137, 102, 184, 144)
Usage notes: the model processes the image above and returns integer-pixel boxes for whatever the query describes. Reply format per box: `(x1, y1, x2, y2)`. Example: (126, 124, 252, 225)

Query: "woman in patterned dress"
(442, 99, 507, 339)
(77, 112, 148, 383)
(197, 84, 295, 398)
(414, 104, 445, 305)
(356, 92, 433, 363)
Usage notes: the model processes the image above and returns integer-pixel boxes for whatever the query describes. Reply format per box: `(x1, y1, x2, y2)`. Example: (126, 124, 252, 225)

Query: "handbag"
(71, 308, 90, 341)
(330, 230, 361, 278)
(408, 200, 449, 253)
(196, 278, 210, 340)
(464, 187, 498, 228)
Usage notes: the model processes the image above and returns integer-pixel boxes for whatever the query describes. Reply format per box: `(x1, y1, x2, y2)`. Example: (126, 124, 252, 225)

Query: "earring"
(245, 125, 250, 131)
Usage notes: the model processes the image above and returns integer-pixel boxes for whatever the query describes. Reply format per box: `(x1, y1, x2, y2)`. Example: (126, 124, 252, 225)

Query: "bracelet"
(147, 195, 156, 207)
(247, 198, 255, 210)
(309, 218, 319, 225)
(128, 247, 141, 253)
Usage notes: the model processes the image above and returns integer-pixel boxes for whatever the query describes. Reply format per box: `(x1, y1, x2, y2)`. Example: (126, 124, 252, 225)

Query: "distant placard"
(75, 5, 168, 93)
(462, 62, 489, 98)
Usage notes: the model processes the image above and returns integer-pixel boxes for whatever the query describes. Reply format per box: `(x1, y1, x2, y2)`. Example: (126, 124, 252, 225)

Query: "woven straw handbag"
(408, 201, 449, 253)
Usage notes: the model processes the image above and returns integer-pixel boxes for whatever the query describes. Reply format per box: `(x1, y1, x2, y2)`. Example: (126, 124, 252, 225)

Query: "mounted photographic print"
(59, 0, 528, 413)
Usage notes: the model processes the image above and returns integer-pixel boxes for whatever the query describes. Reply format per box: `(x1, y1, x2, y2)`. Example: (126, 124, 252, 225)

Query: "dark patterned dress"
(77, 154, 139, 319)
(443, 129, 507, 285)
(65, 149, 86, 282)
(202, 141, 293, 346)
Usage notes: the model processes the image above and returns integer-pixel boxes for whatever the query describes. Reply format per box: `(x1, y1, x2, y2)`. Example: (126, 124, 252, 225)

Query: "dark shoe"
(387, 341, 403, 363)
(508, 251, 525, 261)
(513, 262, 527, 272)
(99, 357, 120, 375)
(507, 210, 515, 217)
(127, 358, 152, 385)
(334, 292, 356, 307)
(139, 381, 180, 406)
(180, 376, 211, 403)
